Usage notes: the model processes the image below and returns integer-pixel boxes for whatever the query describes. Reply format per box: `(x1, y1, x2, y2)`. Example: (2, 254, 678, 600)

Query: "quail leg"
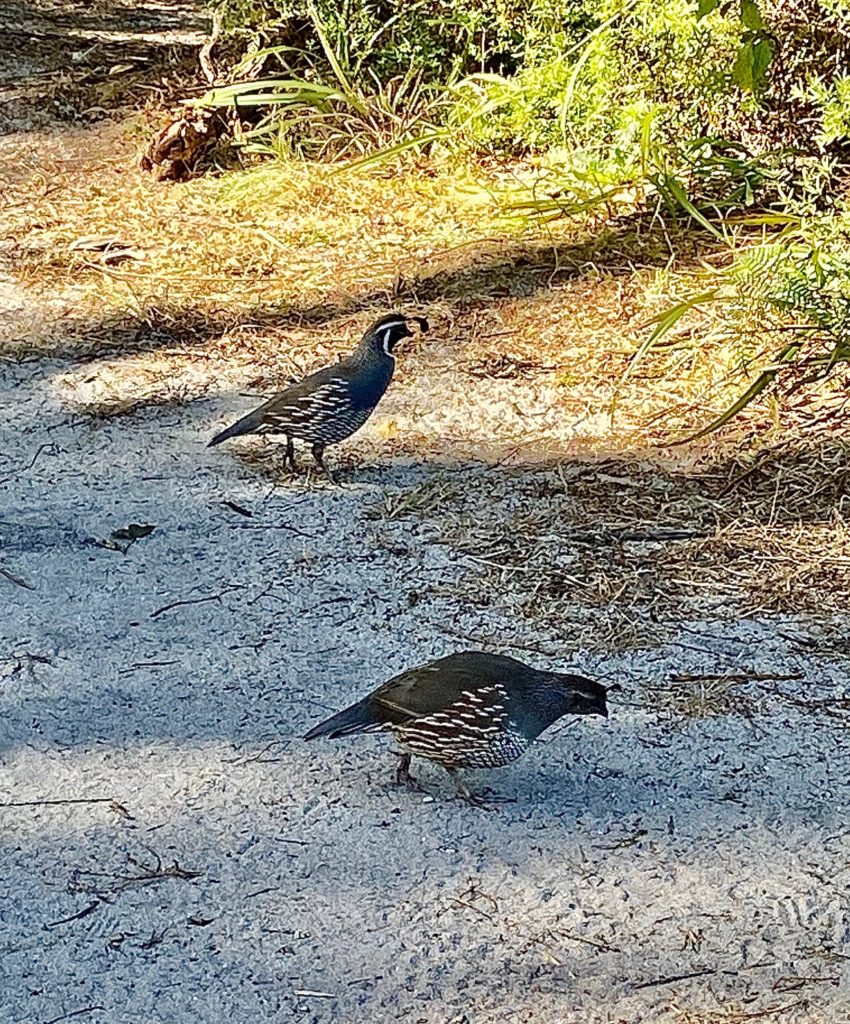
(283, 435, 296, 471)
(311, 443, 336, 483)
(394, 752, 419, 789)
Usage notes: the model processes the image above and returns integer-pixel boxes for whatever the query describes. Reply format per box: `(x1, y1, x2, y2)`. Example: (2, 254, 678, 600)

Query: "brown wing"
(368, 651, 530, 722)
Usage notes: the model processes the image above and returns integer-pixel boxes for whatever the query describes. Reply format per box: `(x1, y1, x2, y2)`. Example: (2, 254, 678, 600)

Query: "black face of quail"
(516, 672, 608, 742)
(363, 314, 429, 357)
(549, 676, 609, 719)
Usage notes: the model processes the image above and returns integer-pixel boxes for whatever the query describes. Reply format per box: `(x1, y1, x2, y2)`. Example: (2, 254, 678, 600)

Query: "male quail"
(208, 312, 428, 479)
(304, 651, 609, 802)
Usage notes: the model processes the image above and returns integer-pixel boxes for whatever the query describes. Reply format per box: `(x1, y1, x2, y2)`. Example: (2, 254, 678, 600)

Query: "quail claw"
(393, 752, 422, 790)
(446, 769, 515, 809)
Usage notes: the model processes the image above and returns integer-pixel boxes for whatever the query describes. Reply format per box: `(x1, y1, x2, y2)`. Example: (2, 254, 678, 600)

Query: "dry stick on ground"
(549, 928, 622, 954)
(0, 442, 56, 485)
(668, 671, 805, 684)
(564, 526, 708, 545)
(0, 797, 117, 809)
(150, 585, 245, 619)
(42, 1008, 105, 1024)
(47, 903, 102, 928)
(633, 967, 717, 990)
(71, 849, 203, 898)
(222, 499, 253, 517)
(0, 564, 35, 589)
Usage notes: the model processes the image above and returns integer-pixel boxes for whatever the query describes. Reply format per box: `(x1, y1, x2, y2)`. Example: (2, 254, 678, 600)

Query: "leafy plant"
(697, 0, 774, 94)
(637, 216, 850, 438)
(195, 5, 448, 161)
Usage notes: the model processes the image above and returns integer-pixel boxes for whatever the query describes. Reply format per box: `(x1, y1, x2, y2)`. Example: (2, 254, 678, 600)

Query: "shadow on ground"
(3, 217, 720, 363)
(0, 0, 207, 133)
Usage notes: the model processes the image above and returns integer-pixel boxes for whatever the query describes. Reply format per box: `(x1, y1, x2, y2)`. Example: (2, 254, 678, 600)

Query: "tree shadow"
(0, 0, 207, 133)
(2, 756, 845, 1024)
(5, 217, 719, 363)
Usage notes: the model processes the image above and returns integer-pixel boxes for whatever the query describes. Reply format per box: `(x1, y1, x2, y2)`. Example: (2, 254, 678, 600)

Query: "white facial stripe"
(377, 320, 407, 356)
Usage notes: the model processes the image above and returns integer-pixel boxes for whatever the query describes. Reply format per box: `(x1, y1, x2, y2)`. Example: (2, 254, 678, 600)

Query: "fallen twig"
(594, 828, 648, 850)
(222, 499, 253, 517)
(150, 597, 219, 619)
(0, 564, 35, 589)
(245, 886, 279, 899)
(42, 1008, 104, 1024)
(46, 902, 101, 928)
(70, 849, 203, 898)
(550, 928, 622, 953)
(633, 967, 716, 990)
(0, 442, 56, 485)
(128, 660, 179, 670)
(150, 586, 242, 619)
(0, 797, 116, 809)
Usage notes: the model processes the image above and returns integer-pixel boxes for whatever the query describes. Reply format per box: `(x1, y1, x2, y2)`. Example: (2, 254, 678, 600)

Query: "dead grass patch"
(1, 125, 772, 463)
(644, 673, 762, 719)
(5, 122, 850, 661)
(367, 473, 464, 521)
(385, 439, 850, 650)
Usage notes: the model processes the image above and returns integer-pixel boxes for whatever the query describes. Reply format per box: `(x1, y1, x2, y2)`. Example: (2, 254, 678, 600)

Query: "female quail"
(304, 651, 609, 802)
(208, 312, 428, 479)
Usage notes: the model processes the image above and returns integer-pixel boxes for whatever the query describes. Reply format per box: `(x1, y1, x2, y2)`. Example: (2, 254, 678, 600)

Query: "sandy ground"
(3, 7, 850, 1024)
(4, 282, 850, 1024)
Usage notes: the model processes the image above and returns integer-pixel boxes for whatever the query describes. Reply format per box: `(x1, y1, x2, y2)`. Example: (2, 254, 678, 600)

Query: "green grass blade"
(668, 341, 803, 445)
(334, 131, 447, 173)
(642, 291, 723, 345)
(307, 0, 363, 107)
(657, 175, 726, 242)
(195, 79, 346, 108)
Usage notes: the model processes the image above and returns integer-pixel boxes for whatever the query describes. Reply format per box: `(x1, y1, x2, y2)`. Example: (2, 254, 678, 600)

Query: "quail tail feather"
(208, 408, 267, 447)
(303, 697, 382, 740)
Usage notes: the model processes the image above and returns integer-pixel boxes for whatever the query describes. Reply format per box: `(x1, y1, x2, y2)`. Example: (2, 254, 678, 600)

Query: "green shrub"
(809, 75, 850, 148)
(209, 0, 590, 84)
(637, 209, 850, 439)
(206, 0, 850, 176)
(450, 1, 744, 157)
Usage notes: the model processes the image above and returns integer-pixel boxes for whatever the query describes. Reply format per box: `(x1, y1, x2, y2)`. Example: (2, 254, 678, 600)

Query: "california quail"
(304, 651, 609, 802)
(208, 312, 428, 479)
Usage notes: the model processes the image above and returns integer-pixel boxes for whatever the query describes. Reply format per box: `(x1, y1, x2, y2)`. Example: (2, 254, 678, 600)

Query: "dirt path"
(2, 7, 850, 1023)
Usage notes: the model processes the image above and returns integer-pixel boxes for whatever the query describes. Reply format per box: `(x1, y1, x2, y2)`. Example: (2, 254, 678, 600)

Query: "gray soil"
(2, 6, 850, 1024)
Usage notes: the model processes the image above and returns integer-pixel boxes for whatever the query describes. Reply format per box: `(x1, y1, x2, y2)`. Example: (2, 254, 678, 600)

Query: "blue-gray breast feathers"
(208, 312, 426, 449)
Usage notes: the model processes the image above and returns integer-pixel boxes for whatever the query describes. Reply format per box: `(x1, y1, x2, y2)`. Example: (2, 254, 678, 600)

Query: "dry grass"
(4, 118, 850, 659)
(2, 119, 795, 453)
(367, 473, 463, 521)
(644, 673, 762, 719)
(382, 439, 850, 650)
